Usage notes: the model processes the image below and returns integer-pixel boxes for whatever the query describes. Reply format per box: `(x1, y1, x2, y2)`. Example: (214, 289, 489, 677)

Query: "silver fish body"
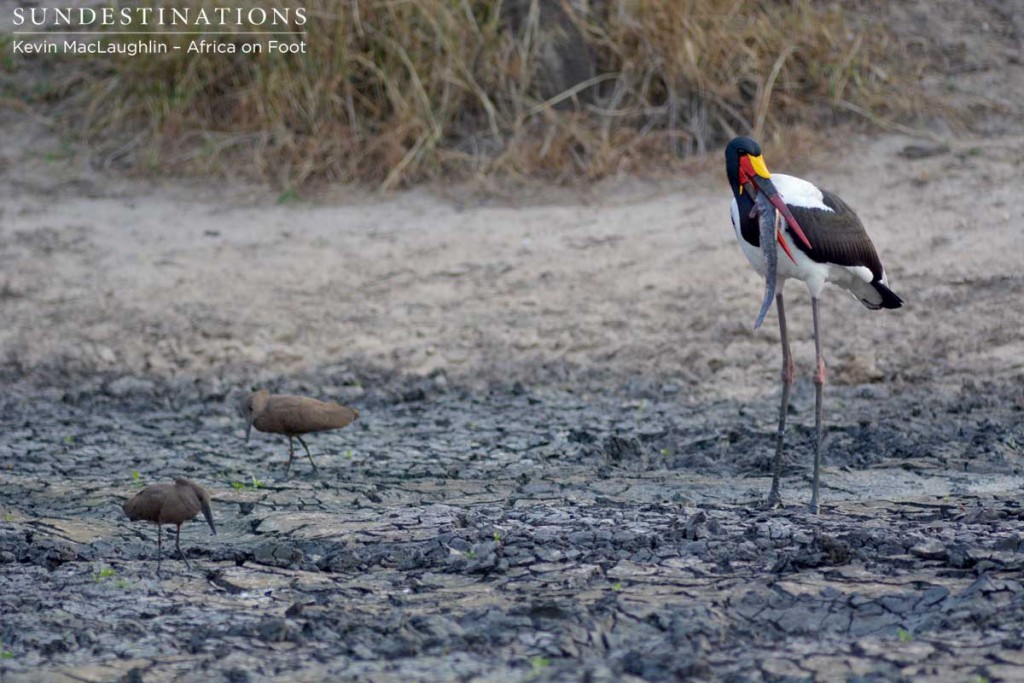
(752, 191, 781, 329)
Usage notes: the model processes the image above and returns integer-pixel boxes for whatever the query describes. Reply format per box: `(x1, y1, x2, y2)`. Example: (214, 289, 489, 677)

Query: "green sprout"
(92, 567, 116, 582)
(897, 628, 912, 643)
(231, 476, 264, 490)
(493, 531, 502, 543)
(4, 513, 13, 523)
(0, 650, 12, 660)
(345, 449, 353, 460)
(530, 656, 550, 673)
(634, 400, 648, 420)
(131, 471, 144, 487)
(276, 187, 301, 204)
(659, 448, 670, 456)
(63, 435, 74, 444)
(611, 582, 623, 592)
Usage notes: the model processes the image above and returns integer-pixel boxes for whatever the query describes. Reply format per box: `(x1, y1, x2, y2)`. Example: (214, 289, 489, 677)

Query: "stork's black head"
(723, 136, 814, 251)
(724, 136, 766, 200)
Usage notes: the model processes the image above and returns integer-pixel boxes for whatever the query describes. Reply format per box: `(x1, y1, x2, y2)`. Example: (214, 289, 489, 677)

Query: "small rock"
(106, 376, 156, 397)
(685, 510, 708, 540)
(603, 434, 648, 462)
(835, 353, 885, 385)
(253, 541, 304, 568)
(910, 539, 947, 560)
(568, 428, 596, 445)
(898, 143, 950, 160)
(401, 387, 427, 403)
(121, 668, 146, 683)
(224, 670, 251, 683)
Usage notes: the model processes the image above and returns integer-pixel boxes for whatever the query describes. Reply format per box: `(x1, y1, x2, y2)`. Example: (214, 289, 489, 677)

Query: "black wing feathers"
(786, 190, 884, 282)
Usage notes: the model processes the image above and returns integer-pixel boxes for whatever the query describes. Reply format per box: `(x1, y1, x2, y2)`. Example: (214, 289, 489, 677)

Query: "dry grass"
(19, 0, 933, 187)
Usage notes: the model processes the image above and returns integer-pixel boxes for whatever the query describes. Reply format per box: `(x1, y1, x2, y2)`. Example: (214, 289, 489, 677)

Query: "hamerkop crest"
(242, 389, 359, 473)
(123, 478, 216, 576)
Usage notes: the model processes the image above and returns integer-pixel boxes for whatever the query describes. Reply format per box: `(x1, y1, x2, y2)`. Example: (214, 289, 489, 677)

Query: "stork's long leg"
(175, 523, 192, 569)
(295, 435, 318, 471)
(156, 524, 163, 577)
(766, 293, 795, 509)
(810, 297, 827, 514)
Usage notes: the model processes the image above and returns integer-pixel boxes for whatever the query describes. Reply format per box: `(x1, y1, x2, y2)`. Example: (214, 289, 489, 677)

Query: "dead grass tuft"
(18, 0, 936, 187)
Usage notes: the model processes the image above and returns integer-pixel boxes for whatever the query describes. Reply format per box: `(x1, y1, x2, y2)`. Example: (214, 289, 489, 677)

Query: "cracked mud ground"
(3, 368, 1024, 682)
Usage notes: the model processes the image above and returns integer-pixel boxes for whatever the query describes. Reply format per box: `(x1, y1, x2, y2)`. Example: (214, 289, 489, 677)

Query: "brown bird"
(123, 478, 216, 575)
(242, 389, 359, 473)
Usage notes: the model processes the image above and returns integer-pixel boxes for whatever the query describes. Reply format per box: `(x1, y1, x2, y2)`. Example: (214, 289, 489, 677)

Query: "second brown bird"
(123, 478, 216, 576)
(242, 389, 359, 473)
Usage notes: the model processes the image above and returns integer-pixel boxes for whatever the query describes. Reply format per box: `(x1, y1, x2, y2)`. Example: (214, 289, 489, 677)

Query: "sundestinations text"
(13, 6, 307, 28)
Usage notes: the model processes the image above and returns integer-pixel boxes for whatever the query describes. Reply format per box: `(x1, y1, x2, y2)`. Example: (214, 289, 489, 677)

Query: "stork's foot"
(807, 500, 821, 515)
(761, 490, 784, 511)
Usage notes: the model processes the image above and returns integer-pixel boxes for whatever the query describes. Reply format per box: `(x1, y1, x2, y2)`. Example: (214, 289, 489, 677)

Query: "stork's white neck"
(772, 173, 832, 212)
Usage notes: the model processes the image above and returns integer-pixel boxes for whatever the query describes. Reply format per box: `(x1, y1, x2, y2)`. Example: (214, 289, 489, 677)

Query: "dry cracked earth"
(2, 366, 1024, 682)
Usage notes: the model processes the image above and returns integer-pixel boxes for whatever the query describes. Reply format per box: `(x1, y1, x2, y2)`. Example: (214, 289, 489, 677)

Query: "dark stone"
(224, 669, 251, 683)
(899, 144, 950, 159)
(121, 668, 146, 683)
(602, 434, 649, 462)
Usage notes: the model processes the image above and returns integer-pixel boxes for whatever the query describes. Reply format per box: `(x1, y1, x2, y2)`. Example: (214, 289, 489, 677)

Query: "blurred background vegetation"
(6, 0, 937, 188)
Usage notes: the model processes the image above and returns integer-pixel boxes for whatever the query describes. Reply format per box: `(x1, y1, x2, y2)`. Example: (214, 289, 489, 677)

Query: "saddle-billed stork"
(724, 136, 903, 513)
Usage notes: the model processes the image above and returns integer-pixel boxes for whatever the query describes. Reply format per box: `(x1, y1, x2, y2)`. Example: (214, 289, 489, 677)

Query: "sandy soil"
(2, 115, 1022, 398)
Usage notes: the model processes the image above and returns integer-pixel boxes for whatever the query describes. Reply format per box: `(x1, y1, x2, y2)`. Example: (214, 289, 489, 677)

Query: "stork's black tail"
(872, 281, 903, 309)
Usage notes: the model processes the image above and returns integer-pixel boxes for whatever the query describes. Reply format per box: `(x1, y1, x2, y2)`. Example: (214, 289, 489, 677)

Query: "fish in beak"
(739, 153, 814, 252)
(752, 190, 782, 330)
(745, 180, 797, 266)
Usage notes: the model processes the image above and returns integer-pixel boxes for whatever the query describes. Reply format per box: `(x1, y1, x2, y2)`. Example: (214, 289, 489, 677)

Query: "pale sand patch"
(2, 117, 1021, 402)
